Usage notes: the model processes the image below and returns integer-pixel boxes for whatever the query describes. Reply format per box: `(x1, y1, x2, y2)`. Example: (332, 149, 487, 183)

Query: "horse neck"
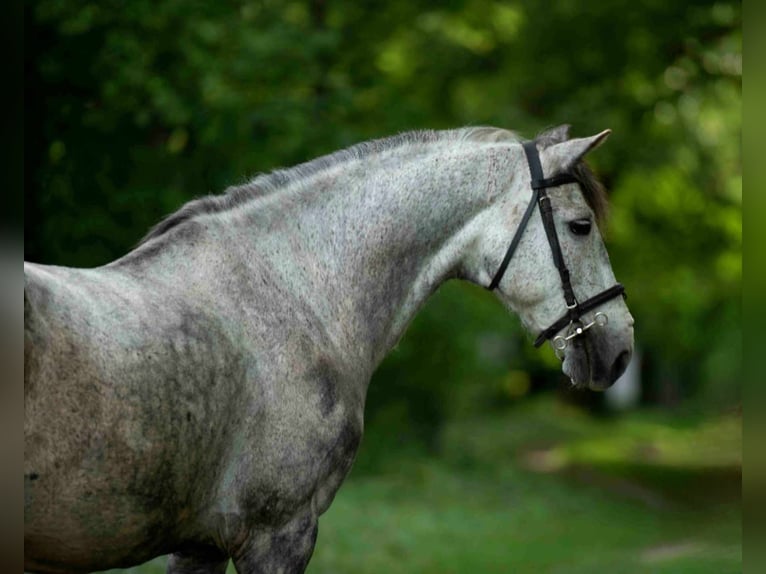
(232, 140, 516, 372)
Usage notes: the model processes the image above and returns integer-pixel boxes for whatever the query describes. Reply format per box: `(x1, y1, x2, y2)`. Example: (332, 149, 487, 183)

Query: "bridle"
(487, 140, 626, 351)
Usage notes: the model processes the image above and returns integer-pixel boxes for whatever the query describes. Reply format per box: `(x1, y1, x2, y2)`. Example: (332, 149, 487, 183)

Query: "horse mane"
(139, 126, 607, 245)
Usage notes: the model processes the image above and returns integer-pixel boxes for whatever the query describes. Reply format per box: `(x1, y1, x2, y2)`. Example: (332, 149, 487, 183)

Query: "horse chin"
(561, 342, 591, 390)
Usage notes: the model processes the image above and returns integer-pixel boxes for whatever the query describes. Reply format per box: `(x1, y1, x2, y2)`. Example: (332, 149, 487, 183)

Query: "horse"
(24, 125, 634, 573)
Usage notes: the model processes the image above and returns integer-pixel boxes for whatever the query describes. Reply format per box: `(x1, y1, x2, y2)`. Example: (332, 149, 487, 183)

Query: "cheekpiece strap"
(521, 142, 579, 310)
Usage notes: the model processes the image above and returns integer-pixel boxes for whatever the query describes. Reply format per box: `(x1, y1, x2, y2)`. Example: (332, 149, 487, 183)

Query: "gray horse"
(24, 125, 634, 573)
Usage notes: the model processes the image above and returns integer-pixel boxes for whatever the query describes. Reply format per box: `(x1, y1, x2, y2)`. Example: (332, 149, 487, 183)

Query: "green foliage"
(309, 399, 741, 573)
(26, 1, 741, 446)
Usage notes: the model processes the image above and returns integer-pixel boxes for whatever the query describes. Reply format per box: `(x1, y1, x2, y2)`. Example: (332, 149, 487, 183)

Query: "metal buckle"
(552, 312, 608, 351)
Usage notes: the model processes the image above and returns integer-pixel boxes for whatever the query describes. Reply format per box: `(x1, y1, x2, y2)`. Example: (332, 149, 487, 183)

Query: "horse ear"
(538, 124, 571, 146)
(545, 129, 611, 170)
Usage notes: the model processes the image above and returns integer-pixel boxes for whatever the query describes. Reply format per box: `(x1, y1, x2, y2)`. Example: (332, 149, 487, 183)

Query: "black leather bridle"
(487, 140, 626, 350)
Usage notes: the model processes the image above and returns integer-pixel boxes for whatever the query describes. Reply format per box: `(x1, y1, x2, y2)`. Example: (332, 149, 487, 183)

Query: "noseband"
(487, 141, 626, 350)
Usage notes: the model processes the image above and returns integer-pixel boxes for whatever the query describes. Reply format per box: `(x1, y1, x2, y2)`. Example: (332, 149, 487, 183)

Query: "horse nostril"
(610, 350, 631, 383)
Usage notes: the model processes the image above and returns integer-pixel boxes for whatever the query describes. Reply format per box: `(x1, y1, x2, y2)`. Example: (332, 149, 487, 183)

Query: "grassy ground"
(107, 398, 741, 574)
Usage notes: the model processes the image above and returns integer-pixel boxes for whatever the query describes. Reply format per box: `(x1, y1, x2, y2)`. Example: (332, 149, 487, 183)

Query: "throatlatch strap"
(487, 187, 540, 291)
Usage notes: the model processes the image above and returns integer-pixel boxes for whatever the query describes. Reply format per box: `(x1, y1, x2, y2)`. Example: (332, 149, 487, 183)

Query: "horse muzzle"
(560, 315, 633, 390)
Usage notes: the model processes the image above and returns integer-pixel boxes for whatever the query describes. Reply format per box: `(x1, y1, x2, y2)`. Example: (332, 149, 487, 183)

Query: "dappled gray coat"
(24, 126, 634, 573)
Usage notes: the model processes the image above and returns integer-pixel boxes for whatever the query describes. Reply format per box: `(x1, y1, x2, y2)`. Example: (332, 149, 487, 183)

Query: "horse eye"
(568, 219, 592, 236)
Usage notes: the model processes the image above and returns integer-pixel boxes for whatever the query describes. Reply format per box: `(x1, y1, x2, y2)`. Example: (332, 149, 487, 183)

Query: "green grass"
(107, 398, 741, 574)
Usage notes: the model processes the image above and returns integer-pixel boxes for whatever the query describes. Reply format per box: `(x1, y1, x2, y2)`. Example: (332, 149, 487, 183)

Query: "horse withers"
(24, 125, 634, 573)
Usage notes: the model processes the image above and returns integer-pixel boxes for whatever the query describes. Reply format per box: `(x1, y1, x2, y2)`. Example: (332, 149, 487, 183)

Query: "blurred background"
(25, 0, 741, 572)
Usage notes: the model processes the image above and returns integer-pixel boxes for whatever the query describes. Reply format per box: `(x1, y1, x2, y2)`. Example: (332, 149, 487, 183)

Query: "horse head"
(469, 126, 634, 390)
